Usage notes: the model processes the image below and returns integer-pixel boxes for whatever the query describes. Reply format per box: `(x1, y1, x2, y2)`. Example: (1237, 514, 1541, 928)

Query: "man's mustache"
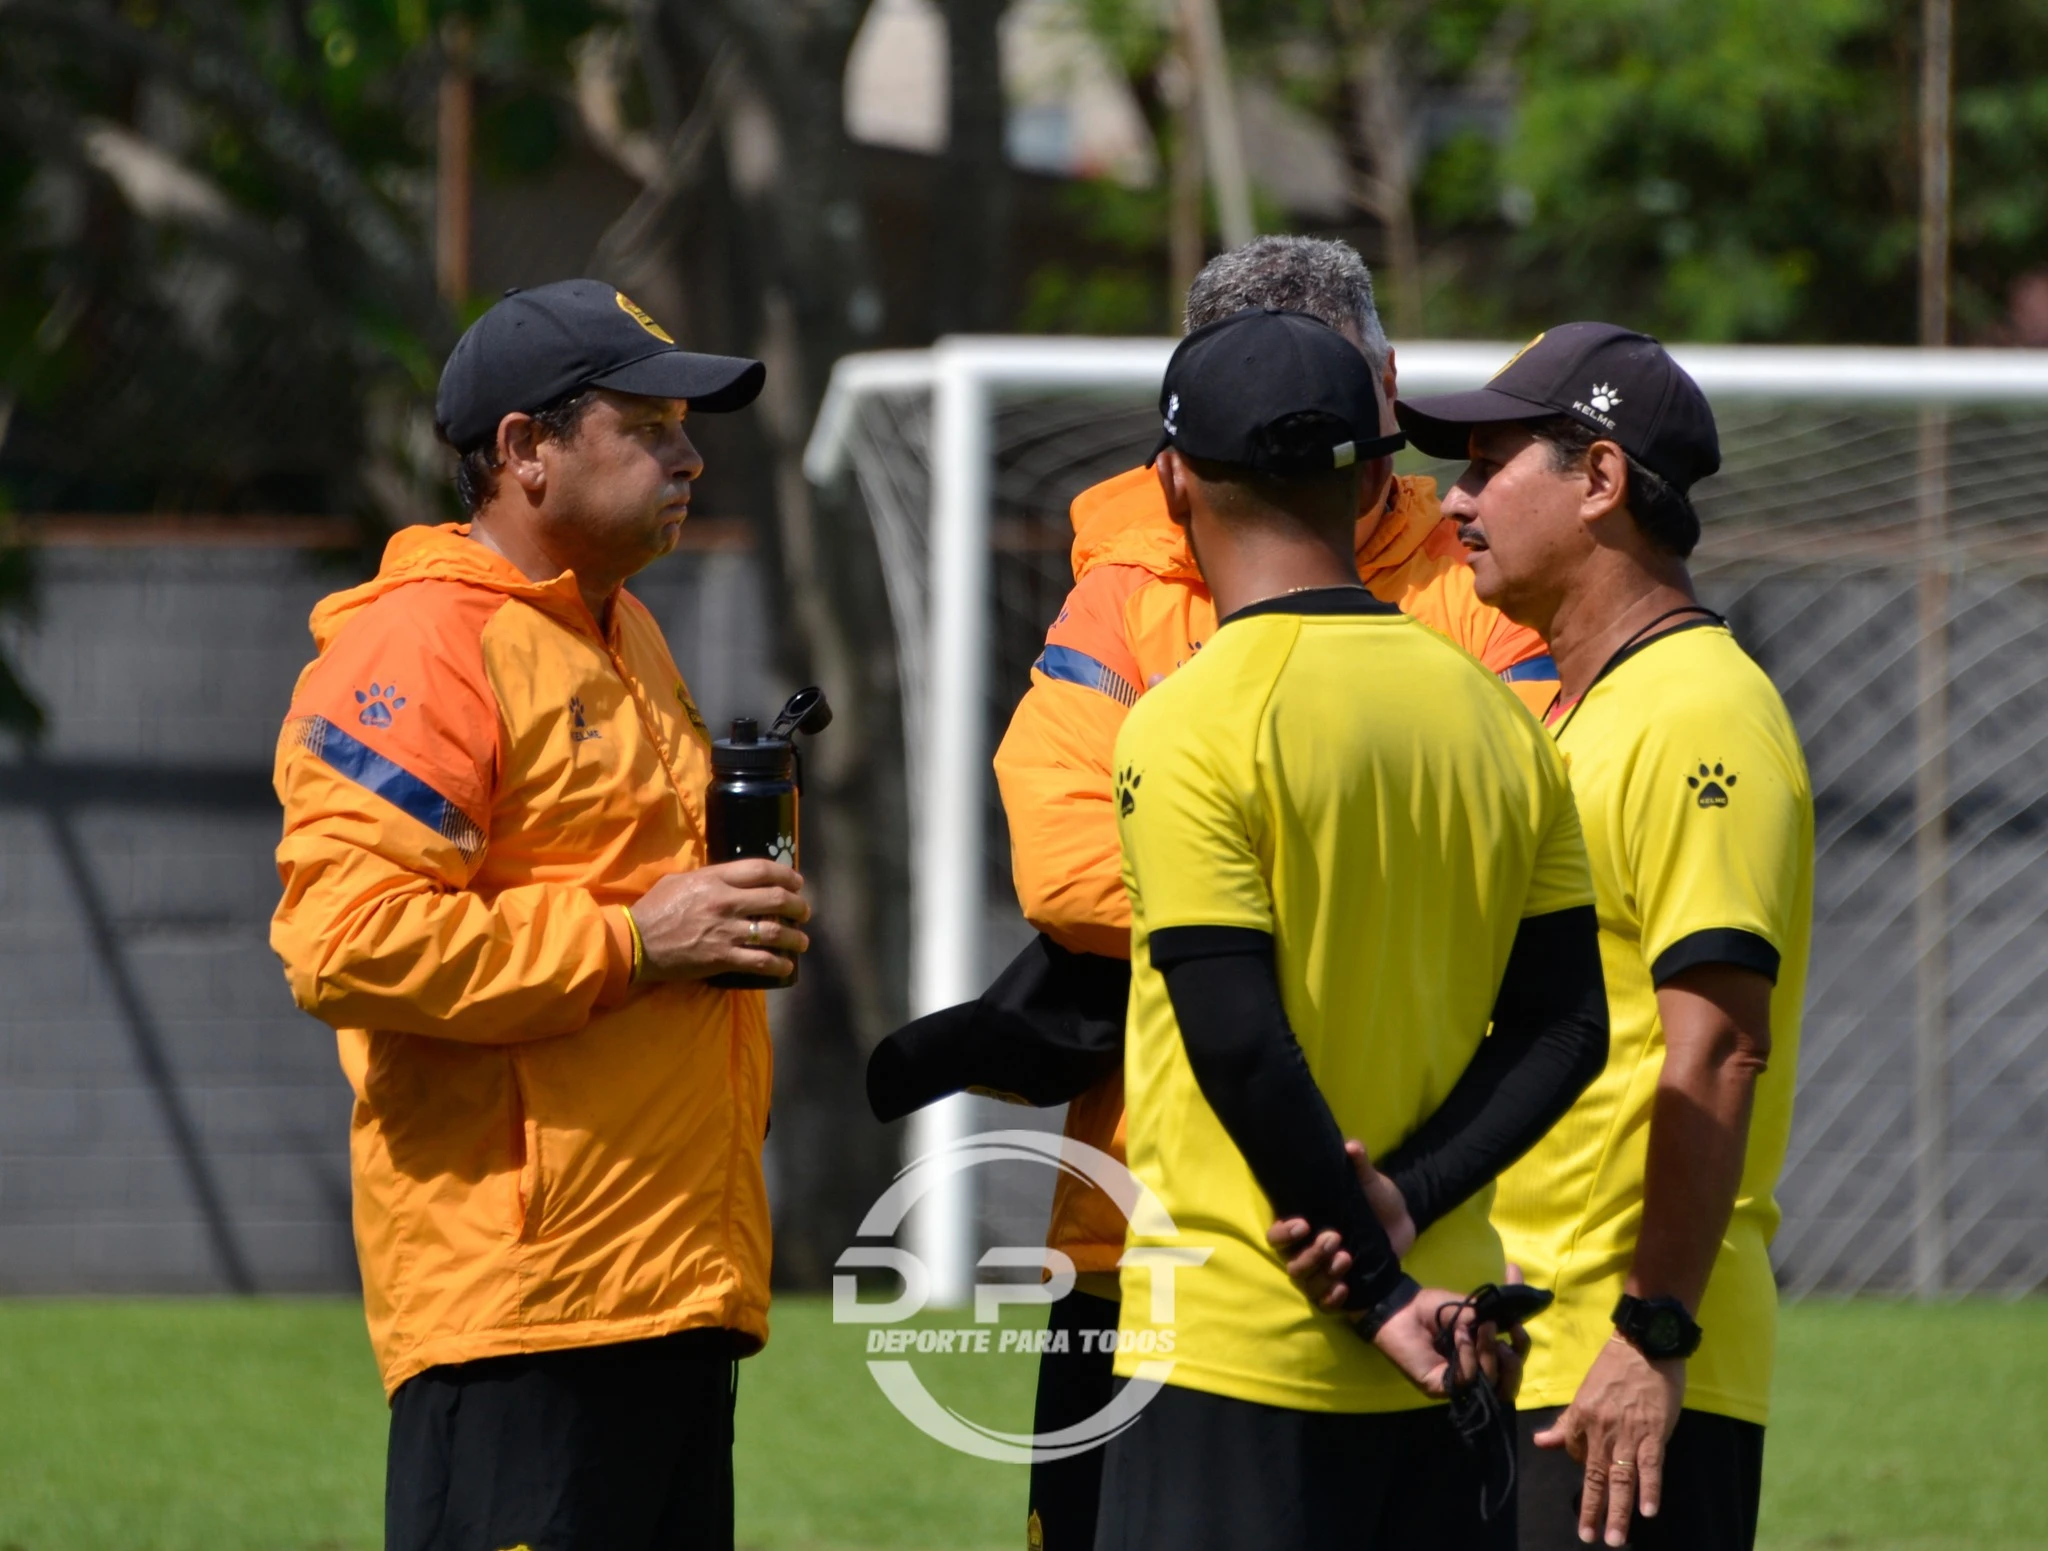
(1457, 523, 1488, 550)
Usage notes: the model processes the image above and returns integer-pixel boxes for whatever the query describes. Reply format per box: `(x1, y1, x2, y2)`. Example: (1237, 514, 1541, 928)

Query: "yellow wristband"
(623, 905, 647, 984)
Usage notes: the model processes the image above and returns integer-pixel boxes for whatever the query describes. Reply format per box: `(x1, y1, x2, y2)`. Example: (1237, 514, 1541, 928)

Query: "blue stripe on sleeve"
(1500, 653, 1559, 683)
(1034, 644, 1140, 707)
(291, 716, 485, 859)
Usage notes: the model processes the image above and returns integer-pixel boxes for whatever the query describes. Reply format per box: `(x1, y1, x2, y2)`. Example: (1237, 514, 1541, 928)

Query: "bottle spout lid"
(769, 687, 833, 739)
(712, 714, 792, 777)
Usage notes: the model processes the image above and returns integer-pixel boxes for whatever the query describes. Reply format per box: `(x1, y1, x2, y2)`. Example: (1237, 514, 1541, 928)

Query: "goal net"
(806, 338, 2048, 1304)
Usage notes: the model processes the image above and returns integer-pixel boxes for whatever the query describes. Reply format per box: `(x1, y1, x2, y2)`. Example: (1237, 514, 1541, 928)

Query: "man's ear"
(1358, 456, 1396, 521)
(1156, 450, 1194, 527)
(499, 413, 547, 497)
(1379, 349, 1399, 433)
(1579, 440, 1630, 525)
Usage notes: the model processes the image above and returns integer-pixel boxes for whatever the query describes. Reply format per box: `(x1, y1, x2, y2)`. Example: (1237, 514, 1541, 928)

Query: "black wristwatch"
(1611, 1294, 1702, 1360)
(1358, 1273, 1422, 1339)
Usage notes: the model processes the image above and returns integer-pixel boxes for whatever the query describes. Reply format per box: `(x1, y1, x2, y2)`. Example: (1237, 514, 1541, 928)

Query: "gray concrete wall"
(0, 536, 766, 1292)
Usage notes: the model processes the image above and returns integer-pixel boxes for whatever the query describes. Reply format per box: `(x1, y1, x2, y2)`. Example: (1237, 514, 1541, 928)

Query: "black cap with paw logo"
(1395, 321, 1720, 496)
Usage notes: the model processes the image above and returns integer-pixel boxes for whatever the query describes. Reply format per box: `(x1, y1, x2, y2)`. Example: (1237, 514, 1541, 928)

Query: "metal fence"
(814, 341, 2048, 1298)
(1692, 403, 2048, 1297)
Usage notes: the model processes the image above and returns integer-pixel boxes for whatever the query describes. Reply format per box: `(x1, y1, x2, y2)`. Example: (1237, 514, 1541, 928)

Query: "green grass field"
(0, 1297, 2039, 1550)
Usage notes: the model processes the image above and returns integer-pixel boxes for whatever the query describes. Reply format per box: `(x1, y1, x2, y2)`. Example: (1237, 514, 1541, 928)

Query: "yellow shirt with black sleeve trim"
(1109, 590, 1595, 1414)
(1494, 622, 1813, 1427)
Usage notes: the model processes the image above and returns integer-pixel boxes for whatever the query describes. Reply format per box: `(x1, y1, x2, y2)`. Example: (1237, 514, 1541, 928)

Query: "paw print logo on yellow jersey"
(1688, 761, 1737, 808)
(1116, 765, 1142, 817)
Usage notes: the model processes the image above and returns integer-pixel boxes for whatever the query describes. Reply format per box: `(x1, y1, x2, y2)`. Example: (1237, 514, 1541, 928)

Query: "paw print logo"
(1116, 765, 1142, 818)
(767, 833, 797, 868)
(355, 682, 405, 728)
(1587, 383, 1622, 414)
(1687, 761, 1737, 808)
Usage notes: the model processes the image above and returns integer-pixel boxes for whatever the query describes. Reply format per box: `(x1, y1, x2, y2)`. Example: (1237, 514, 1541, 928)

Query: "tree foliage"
(1491, 0, 2048, 342)
(0, 2, 620, 733)
(1498, 0, 1914, 341)
(1059, 0, 2048, 344)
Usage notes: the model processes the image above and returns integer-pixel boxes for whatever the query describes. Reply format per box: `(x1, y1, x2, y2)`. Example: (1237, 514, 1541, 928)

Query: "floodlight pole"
(906, 344, 990, 1308)
(1176, 0, 1255, 248)
(1912, 0, 1953, 1301)
(436, 19, 473, 304)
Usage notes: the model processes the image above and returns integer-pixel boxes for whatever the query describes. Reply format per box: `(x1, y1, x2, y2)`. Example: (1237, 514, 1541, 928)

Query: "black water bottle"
(705, 687, 831, 990)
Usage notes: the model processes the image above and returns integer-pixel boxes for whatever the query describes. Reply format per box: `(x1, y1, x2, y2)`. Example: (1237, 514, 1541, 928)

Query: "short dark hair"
(442, 389, 599, 516)
(1180, 450, 1362, 532)
(1525, 415, 1701, 558)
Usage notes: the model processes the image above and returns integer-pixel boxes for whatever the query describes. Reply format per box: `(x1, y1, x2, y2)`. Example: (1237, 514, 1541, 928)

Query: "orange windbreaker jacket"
(991, 468, 1555, 1275)
(271, 525, 772, 1395)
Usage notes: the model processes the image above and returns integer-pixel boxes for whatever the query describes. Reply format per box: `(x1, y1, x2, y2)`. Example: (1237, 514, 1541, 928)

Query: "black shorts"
(1093, 1378, 1515, 1551)
(385, 1328, 742, 1551)
(1028, 1290, 1121, 1551)
(1516, 1406, 1764, 1551)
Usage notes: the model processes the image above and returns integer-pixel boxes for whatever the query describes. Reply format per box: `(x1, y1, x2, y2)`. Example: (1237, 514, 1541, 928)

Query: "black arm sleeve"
(1378, 905, 1608, 1234)
(1153, 925, 1414, 1314)
(865, 934, 1129, 1122)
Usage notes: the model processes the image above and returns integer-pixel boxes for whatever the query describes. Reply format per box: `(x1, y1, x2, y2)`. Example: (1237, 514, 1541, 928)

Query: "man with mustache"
(1290, 325, 1813, 1551)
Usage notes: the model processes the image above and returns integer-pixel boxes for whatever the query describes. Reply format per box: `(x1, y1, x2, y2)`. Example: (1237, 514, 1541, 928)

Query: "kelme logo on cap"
(615, 291, 675, 344)
(1572, 380, 1622, 430)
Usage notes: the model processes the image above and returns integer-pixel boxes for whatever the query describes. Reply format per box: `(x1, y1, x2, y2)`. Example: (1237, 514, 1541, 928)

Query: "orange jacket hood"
(309, 523, 597, 654)
(1066, 465, 1445, 589)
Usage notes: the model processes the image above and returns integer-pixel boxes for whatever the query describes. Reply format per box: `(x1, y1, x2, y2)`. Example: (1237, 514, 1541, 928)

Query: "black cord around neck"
(1548, 605, 1726, 738)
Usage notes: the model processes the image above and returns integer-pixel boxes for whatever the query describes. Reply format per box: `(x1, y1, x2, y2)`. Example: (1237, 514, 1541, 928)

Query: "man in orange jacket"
(270, 280, 811, 1551)
(995, 238, 1559, 1550)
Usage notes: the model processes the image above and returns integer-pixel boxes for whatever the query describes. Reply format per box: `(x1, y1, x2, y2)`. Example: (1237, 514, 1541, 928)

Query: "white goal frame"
(805, 337, 2048, 1308)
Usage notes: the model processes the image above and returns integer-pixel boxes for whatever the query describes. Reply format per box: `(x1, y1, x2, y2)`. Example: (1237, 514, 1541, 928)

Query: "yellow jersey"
(1111, 590, 1594, 1413)
(1494, 621, 1814, 1426)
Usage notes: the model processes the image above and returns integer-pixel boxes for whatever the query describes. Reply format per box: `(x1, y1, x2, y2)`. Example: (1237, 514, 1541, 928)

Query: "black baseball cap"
(435, 279, 766, 454)
(1395, 322, 1720, 493)
(1152, 307, 1406, 476)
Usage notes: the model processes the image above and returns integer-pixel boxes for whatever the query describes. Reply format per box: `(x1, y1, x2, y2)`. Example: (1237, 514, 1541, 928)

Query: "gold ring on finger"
(746, 919, 763, 947)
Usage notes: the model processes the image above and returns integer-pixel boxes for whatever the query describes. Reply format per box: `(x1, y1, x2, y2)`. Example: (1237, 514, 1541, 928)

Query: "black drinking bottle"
(705, 687, 832, 989)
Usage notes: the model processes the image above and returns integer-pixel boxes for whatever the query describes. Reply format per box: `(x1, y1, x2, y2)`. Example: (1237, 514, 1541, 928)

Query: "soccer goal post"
(805, 337, 2048, 1309)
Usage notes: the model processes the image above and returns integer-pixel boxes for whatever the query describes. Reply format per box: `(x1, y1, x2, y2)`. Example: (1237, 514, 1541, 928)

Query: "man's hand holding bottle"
(629, 859, 810, 981)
